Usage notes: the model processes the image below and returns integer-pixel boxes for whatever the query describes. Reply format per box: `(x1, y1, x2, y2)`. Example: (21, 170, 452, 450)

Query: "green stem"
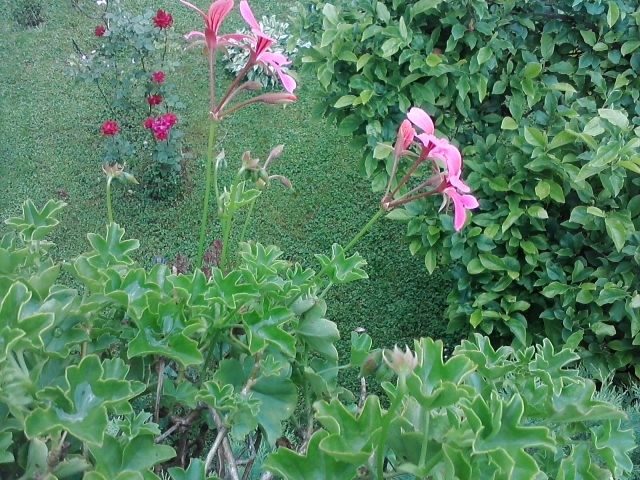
(286, 207, 386, 308)
(197, 121, 219, 267)
(106, 177, 114, 224)
(199, 331, 219, 385)
(316, 208, 385, 298)
(318, 281, 333, 299)
(238, 197, 257, 246)
(343, 208, 386, 254)
(419, 407, 430, 467)
(220, 177, 241, 271)
(376, 379, 405, 480)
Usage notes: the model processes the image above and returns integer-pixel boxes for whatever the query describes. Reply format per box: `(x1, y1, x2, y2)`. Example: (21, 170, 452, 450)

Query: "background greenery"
(0, 0, 458, 391)
(296, 0, 640, 380)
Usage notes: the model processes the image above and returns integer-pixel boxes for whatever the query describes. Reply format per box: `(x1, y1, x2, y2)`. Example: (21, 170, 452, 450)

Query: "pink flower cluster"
(180, 0, 296, 94)
(144, 113, 178, 141)
(384, 107, 479, 231)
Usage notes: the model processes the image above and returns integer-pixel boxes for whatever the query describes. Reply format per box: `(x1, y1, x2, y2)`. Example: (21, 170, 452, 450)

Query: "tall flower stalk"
(180, 0, 297, 266)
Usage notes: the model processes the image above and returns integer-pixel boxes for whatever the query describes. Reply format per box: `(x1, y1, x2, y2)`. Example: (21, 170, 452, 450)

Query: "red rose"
(154, 130, 169, 141)
(101, 120, 119, 136)
(147, 94, 163, 106)
(95, 25, 106, 37)
(144, 117, 154, 129)
(162, 113, 178, 127)
(151, 71, 165, 83)
(153, 10, 173, 29)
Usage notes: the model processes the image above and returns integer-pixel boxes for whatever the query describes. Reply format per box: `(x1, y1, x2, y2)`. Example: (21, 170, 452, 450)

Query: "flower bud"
(360, 350, 382, 377)
(384, 345, 418, 378)
(254, 93, 297, 105)
(242, 81, 263, 91)
(269, 174, 292, 189)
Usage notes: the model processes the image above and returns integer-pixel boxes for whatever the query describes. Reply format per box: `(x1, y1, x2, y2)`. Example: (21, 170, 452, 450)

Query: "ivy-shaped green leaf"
(264, 430, 356, 479)
(315, 243, 368, 284)
(25, 355, 145, 445)
(5, 199, 66, 241)
(314, 396, 383, 463)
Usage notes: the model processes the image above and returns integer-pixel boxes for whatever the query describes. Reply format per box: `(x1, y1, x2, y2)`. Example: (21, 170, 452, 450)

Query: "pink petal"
(179, 0, 207, 20)
(185, 31, 205, 40)
(208, 0, 234, 35)
(444, 187, 470, 231)
(240, 0, 260, 31)
(254, 34, 274, 57)
(277, 70, 297, 94)
(407, 107, 435, 135)
(430, 137, 461, 175)
(460, 194, 479, 209)
(394, 120, 415, 157)
(261, 51, 291, 67)
(448, 175, 471, 193)
(416, 132, 436, 150)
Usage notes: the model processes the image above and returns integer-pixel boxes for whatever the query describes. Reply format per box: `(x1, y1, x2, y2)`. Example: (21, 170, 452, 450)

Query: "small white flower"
(97, 0, 107, 5)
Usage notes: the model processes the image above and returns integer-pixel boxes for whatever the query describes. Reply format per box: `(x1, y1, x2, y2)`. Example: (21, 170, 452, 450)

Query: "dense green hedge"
(297, 0, 640, 377)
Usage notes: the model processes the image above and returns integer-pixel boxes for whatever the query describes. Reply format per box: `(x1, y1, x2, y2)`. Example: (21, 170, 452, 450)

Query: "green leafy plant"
(297, 0, 640, 377)
(266, 334, 636, 479)
(0, 201, 634, 479)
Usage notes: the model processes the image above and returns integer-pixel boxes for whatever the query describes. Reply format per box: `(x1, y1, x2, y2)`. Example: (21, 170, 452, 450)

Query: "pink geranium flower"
(95, 25, 106, 37)
(239, 0, 296, 93)
(180, 0, 248, 51)
(382, 106, 479, 231)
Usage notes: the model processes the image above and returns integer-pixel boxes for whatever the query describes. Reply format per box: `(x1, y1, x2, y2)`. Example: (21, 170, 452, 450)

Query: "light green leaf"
(501, 117, 518, 130)
(522, 62, 542, 79)
(477, 47, 492, 65)
(524, 127, 547, 148)
(333, 95, 356, 108)
(598, 108, 629, 129)
(605, 211, 635, 252)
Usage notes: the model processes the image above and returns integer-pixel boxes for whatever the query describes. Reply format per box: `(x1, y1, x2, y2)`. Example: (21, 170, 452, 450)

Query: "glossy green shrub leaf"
(0, 433, 14, 464)
(297, 0, 640, 375)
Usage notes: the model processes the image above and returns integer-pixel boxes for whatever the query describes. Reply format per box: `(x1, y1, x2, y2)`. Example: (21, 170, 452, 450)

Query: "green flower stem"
(199, 331, 220, 384)
(106, 177, 114, 224)
(286, 207, 386, 308)
(315, 207, 385, 298)
(344, 207, 386, 254)
(419, 407, 430, 467)
(318, 281, 333, 299)
(376, 378, 406, 480)
(238, 197, 257, 247)
(196, 121, 219, 267)
(220, 177, 241, 271)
